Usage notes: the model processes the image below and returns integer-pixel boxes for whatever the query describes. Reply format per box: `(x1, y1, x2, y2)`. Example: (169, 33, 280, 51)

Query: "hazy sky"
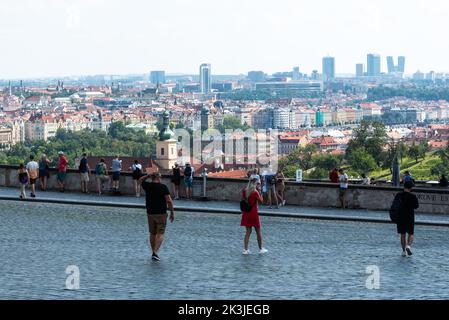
(1, 0, 449, 78)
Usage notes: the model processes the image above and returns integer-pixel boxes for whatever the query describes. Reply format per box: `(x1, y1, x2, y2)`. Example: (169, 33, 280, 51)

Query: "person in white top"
(26, 155, 39, 198)
(338, 168, 349, 208)
(130, 160, 143, 197)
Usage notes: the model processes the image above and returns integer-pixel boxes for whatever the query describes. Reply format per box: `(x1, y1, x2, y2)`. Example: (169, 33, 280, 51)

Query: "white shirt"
(26, 161, 39, 178)
(132, 164, 142, 171)
(339, 173, 349, 189)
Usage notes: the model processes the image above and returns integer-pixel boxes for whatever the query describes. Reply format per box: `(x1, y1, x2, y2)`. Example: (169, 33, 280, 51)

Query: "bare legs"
(40, 177, 47, 191)
(400, 234, 414, 252)
(244, 227, 263, 251)
(149, 234, 164, 255)
(173, 184, 179, 199)
(20, 184, 26, 198)
(134, 180, 141, 197)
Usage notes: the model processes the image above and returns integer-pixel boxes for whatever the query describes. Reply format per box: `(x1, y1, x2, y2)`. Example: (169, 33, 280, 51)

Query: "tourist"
(439, 174, 448, 187)
(393, 181, 419, 257)
(402, 171, 415, 186)
(249, 168, 261, 184)
(38, 154, 51, 191)
(18, 163, 29, 199)
(78, 153, 90, 194)
(26, 155, 39, 198)
(139, 172, 175, 261)
(111, 155, 122, 193)
(276, 169, 286, 206)
(338, 168, 349, 208)
(241, 178, 268, 255)
(171, 163, 181, 200)
(264, 169, 279, 209)
(361, 173, 370, 185)
(183, 162, 194, 200)
(57, 151, 68, 193)
(329, 168, 339, 183)
(370, 177, 377, 186)
(95, 158, 109, 196)
(130, 160, 144, 197)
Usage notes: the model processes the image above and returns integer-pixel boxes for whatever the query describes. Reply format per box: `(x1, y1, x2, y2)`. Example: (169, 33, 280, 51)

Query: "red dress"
(240, 189, 261, 228)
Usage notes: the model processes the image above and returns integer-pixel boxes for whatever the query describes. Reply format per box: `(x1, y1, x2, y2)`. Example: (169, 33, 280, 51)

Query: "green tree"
(347, 147, 378, 175)
(407, 143, 421, 163)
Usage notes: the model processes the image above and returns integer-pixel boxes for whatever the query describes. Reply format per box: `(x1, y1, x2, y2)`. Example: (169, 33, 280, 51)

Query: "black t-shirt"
(79, 157, 88, 173)
(399, 192, 419, 223)
(141, 181, 170, 215)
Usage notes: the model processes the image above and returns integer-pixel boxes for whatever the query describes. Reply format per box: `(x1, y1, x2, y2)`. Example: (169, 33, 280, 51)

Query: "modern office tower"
(367, 54, 381, 77)
(387, 56, 395, 74)
(150, 71, 166, 84)
(356, 64, 364, 78)
(248, 71, 265, 82)
(199, 63, 211, 94)
(292, 67, 301, 80)
(322, 56, 335, 82)
(397, 56, 406, 73)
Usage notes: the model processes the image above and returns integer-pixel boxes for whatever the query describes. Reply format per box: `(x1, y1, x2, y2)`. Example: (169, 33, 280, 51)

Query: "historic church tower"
(156, 111, 177, 170)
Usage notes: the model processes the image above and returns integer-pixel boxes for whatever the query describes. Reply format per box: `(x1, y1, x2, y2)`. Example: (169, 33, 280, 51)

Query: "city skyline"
(1, 0, 449, 78)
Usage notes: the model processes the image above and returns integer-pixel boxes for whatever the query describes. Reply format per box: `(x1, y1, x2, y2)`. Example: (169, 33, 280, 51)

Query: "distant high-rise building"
(150, 71, 166, 84)
(387, 56, 395, 74)
(367, 54, 381, 77)
(292, 67, 301, 80)
(356, 64, 364, 78)
(397, 56, 406, 73)
(311, 70, 320, 80)
(322, 56, 335, 82)
(199, 63, 211, 94)
(386, 56, 406, 75)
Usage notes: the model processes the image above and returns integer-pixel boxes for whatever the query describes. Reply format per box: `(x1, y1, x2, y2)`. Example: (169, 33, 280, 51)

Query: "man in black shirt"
(139, 172, 175, 261)
(395, 181, 419, 257)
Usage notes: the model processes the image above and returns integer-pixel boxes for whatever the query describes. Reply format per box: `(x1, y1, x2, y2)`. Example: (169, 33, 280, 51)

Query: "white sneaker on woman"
(242, 249, 250, 255)
(259, 248, 268, 254)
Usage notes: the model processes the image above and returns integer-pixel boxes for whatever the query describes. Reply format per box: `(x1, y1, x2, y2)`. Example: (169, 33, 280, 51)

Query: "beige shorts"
(147, 214, 167, 235)
(80, 172, 90, 182)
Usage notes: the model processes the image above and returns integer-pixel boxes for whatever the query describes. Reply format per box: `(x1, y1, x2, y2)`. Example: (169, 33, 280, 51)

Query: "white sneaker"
(401, 251, 407, 257)
(242, 249, 250, 255)
(283, 200, 286, 206)
(259, 248, 268, 254)
(406, 245, 413, 256)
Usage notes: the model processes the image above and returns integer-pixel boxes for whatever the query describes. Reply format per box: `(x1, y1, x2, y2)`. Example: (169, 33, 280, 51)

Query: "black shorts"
(30, 178, 38, 185)
(112, 172, 120, 181)
(397, 222, 414, 235)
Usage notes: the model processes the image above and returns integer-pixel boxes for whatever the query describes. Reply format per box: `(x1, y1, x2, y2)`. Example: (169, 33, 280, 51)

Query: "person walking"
(338, 168, 349, 208)
(38, 154, 51, 191)
(139, 172, 175, 261)
(78, 153, 90, 194)
(26, 155, 39, 198)
(276, 169, 286, 206)
(111, 155, 122, 193)
(18, 163, 29, 199)
(171, 163, 181, 200)
(57, 151, 68, 192)
(392, 181, 419, 257)
(183, 162, 194, 200)
(241, 178, 268, 255)
(130, 160, 144, 197)
(95, 158, 109, 196)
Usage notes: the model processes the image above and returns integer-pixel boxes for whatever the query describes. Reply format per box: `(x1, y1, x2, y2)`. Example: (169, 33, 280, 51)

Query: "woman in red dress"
(241, 178, 268, 255)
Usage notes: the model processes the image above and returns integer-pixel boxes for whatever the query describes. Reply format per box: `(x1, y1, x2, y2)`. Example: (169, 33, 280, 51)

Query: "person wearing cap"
(57, 151, 68, 192)
(394, 181, 419, 257)
(139, 172, 175, 261)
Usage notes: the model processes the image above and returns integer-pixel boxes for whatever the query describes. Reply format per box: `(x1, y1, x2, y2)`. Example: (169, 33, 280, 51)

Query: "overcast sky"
(1, 0, 449, 79)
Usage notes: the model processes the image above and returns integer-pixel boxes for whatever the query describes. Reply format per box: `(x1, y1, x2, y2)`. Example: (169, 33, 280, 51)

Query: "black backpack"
(240, 198, 252, 213)
(389, 192, 404, 223)
(184, 166, 192, 177)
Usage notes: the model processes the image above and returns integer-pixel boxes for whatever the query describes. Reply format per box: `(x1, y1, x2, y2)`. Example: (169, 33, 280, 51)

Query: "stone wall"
(1, 165, 449, 215)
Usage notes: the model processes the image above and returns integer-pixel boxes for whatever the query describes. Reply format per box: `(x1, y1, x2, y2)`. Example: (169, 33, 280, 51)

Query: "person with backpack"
(240, 178, 267, 255)
(402, 171, 415, 186)
(390, 181, 419, 257)
(38, 154, 51, 191)
(183, 163, 194, 200)
(95, 158, 109, 196)
(130, 160, 143, 197)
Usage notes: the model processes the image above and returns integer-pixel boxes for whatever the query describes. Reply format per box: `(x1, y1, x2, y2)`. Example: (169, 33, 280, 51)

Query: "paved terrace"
(1, 186, 449, 226)
(1, 200, 449, 299)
